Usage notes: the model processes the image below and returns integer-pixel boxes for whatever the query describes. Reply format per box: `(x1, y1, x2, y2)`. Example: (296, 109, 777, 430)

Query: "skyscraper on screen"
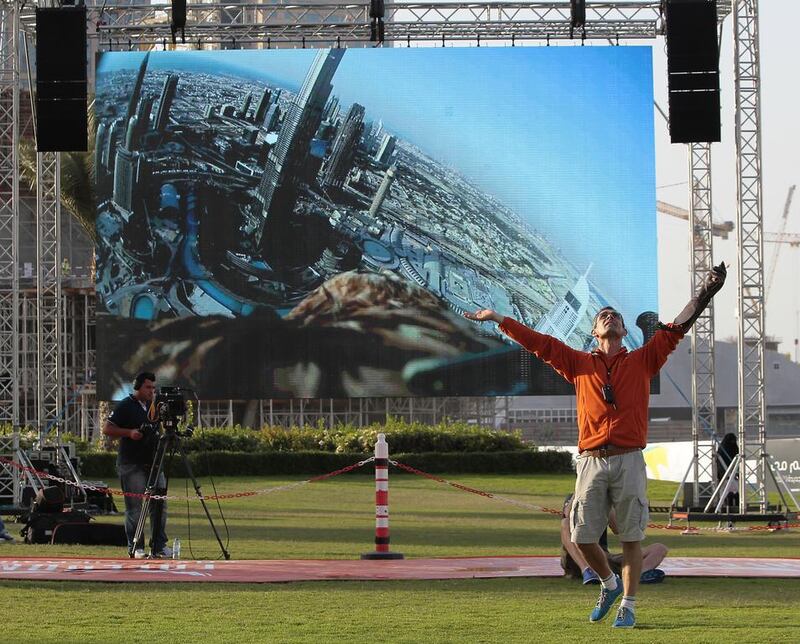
(320, 102, 365, 189)
(254, 48, 345, 247)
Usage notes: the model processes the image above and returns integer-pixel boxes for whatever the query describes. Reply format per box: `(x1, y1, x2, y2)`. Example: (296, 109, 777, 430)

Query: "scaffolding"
(61, 284, 97, 439)
(0, 5, 19, 430)
(259, 397, 502, 429)
(0, 1, 770, 513)
(688, 142, 719, 505)
(733, 0, 768, 512)
(34, 151, 61, 443)
(189, 397, 499, 430)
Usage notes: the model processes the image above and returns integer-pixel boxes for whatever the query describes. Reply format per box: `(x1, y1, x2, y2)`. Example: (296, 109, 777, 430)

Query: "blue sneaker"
(640, 568, 666, 584)
(582, 568, 601, 585)
(612, 606, 636, 629)
(589, 576, 623, 622)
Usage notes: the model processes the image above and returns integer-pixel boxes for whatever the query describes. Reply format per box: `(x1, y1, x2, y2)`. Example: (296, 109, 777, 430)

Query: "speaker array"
(666, 0, 721, 144)
(35, 7, 87, 152)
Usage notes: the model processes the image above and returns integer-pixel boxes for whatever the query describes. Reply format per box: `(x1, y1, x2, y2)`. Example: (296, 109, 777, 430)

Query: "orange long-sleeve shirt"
(499, 317, 684, 451)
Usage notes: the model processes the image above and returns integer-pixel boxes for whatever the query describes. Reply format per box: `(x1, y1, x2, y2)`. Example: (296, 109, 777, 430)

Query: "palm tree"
(18, 100, 97, 244)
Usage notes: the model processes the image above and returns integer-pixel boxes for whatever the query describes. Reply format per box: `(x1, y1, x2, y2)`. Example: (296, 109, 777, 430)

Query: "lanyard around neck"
(595, 352, 618, 384)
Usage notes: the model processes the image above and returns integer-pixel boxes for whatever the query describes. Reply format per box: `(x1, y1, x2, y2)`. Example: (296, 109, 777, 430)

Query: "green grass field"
(2, 473, 799, 642)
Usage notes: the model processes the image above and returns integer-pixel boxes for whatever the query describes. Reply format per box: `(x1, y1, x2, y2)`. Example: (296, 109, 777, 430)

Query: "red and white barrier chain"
(390, 460, 800, 533)
(1, 454, 795, 533)
(0, 455, 373, 502)
(390, 460, 565, 517)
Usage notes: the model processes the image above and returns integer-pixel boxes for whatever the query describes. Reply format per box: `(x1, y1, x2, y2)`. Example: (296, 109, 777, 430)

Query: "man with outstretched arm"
(465, 263, 726, 629)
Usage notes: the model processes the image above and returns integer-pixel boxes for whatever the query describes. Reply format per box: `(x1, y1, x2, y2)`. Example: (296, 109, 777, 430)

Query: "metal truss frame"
(733, 0, 767, 512)
(89, 2, 669, 47)
(255, 397, 497, 429)
(688, 142, 719, 506)
(80, 1, 731, 49)
(181, 397, 498, 430)
(35, 151, 62, 443)
(0, 1, 770, 513)
(0, 5, 19, 429)
(62, 288, 96, 439)
(0, 433, 19, 504)
(198, 400, 235, 428)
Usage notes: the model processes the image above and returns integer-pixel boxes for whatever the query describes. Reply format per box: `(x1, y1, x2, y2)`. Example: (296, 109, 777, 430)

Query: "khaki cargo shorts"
(569, 449, 649, 543)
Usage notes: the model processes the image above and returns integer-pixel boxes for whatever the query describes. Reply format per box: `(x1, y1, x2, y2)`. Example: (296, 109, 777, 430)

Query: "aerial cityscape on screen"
(95, 48, 657, 398)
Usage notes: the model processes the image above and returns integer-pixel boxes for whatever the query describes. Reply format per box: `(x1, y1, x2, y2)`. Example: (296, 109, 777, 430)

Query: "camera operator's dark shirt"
(109, 395, 155, 466)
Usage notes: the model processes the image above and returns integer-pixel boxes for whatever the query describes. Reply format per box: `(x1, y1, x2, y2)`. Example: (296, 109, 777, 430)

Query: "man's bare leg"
(577, 542, 613, 580)
(565, 540, 592, 572)
(621, 541, 642, 597)
(582, 541, 624, 623)
(561, 521, 593, 572)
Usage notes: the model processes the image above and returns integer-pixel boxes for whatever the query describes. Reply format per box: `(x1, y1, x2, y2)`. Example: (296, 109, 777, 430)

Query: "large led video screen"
(95, 47, 657, 400)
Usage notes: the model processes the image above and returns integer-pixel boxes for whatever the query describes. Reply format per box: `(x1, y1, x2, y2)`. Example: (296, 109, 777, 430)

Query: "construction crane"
(765, 232, 800, 244)
(657, 200, 800, 247)
(656, 201, 734, 239)
(766, 185, 796, 302)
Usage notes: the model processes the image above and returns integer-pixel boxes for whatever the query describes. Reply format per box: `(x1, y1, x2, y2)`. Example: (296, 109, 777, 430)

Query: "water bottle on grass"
(173, 538, 181, 560)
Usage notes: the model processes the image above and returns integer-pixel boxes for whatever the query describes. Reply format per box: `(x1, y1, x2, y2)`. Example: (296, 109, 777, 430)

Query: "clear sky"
(98, 47, 658, 322)
(649, 0, 800, 360)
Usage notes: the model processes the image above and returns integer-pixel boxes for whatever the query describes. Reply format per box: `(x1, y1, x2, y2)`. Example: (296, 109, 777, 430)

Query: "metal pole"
(688, 142, 719, 506)
(0, 4, 20, 432)
(733, 0, 767, 513)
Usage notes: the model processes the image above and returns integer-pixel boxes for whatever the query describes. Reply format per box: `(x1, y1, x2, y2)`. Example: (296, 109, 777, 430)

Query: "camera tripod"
(131, 421, 231, 560)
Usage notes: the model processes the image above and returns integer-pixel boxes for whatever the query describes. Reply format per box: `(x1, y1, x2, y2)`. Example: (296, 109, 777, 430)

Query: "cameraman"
(102, 371, 170, 558)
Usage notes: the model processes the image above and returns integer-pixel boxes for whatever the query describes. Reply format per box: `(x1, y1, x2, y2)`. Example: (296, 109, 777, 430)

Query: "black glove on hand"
(700, 262, 727, 299)
(666, 262, 727, 332)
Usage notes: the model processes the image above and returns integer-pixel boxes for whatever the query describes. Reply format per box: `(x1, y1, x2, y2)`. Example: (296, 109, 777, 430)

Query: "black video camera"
(156, 386, 186, 418)
(154, 386, 193, 435)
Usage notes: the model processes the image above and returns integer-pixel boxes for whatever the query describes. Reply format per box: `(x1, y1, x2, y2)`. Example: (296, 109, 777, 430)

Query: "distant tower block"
(239, 93, 252, 120)
(104, 118, 122, 170)
(133, 95, 155, 142)
(255, 48, 344, 244)
(371, 119, 384, 143)
(95, 121, 108, 176)
(125, 114, 140, 149)
(534, 264, 593, 343)
(111, 115, 141, 211)
(254, 88, 272, 124)
(374, 134, 396, 165)
(321, 102, 365, 189)
(264, 104, 281, 132)
(154, 74, 178, 132)
(369, 164, 396, 217)
(323, 95, 340, 122)
(113, 147, 136, 212)
(126, 52, 151, 124)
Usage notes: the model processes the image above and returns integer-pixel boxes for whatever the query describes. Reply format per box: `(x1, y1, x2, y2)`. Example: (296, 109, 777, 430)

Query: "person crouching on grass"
(465, 263, 726, 629)
(560, 493, 667, 585)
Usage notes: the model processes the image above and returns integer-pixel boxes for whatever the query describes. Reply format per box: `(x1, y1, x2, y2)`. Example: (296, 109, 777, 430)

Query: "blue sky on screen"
(98, 47, 657, 320)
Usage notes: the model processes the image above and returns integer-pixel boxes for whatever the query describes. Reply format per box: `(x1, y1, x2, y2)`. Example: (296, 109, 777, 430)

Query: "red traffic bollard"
(362, 433, 404, 560)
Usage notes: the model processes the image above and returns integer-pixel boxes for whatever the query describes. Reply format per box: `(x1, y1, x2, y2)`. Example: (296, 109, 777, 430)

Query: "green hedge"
(182, 419, 527, 454)
(79, 449, 573, 479)
(3, 418, 528, 456)
(0, 427, 90, 453)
